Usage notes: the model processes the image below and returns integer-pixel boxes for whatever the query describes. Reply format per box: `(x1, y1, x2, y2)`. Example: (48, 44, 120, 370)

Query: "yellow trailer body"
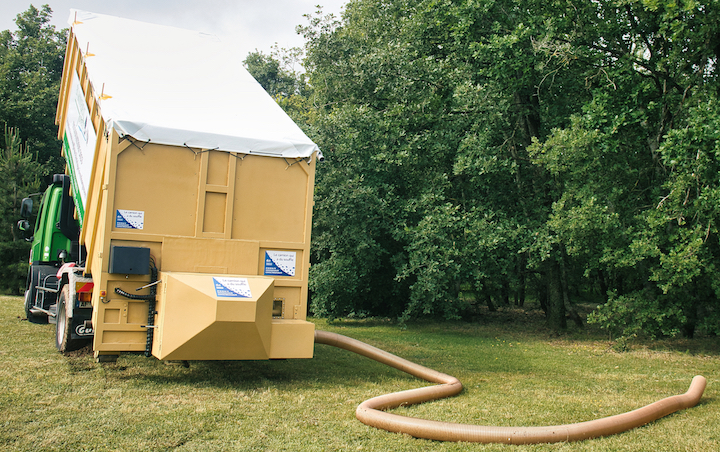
(54, 11, 320, 361)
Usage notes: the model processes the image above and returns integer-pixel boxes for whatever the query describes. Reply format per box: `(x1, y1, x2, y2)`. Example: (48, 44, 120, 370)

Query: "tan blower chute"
(314, 330, 706, 444)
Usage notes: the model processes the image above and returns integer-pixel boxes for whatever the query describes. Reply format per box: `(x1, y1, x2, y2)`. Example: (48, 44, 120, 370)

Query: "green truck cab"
(20, 174, 80, 324)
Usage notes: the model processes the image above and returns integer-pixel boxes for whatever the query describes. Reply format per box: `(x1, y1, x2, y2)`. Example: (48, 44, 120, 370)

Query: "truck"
(19, 10, 322, 363)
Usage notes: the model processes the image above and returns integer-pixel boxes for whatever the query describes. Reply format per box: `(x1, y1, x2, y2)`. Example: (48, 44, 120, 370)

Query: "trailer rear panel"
(54, 10, 319, 361)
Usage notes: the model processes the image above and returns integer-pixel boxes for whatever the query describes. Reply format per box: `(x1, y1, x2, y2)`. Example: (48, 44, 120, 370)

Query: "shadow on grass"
(58, 301, 720, 394)
(321, 304, 596, 343)
(639, 337, 720, 356)
(321, 303, 720, 357)
(98, 344, 412, 391)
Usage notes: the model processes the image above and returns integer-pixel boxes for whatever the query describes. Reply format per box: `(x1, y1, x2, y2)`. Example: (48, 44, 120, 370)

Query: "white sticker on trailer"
(115, 209, 144, 229)
(213, 277, 252, 298)
(264, 251, 296, 277)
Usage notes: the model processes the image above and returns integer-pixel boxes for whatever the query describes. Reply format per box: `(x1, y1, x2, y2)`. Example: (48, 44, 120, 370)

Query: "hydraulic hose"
(143, 262, 158, 357)
(314, 330, 706, 444)
(113, 258, 158, 357)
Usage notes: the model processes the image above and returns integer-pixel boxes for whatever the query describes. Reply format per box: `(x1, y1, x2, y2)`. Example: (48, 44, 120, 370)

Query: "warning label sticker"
(213, 277, 252, 298)
(264, 251, 296, 277)
(115, 210, 144, 230)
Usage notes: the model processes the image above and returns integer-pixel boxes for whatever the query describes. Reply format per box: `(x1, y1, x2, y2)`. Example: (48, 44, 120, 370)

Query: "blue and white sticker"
(213, 277, 252, 298)
(115, 209, 144, 229)
(264, 251, 296, 277)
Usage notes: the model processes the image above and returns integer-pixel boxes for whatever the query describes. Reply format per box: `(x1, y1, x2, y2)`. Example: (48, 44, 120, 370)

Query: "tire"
(56, 286, 84, 353)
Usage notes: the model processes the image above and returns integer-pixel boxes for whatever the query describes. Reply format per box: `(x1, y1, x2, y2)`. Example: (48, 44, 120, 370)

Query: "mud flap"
(70, 310, 94, 340)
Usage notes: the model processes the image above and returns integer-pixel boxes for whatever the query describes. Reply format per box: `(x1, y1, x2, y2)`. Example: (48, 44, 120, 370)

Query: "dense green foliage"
(0, 5, 62, 294)
(0, 125, 44, 293)
(244, 46, 315, 127)
(298, 0, 720, 338)
(0, 4, 66, 169)
(4, 3, 720, 339)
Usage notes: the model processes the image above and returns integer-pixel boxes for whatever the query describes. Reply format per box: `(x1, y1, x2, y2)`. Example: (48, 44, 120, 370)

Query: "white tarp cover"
(68, 10, 320, 159)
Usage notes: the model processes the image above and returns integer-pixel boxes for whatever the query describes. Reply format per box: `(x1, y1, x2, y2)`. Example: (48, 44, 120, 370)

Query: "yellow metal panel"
(162, 237, 259, 274)
(127, 302, 148, 324)
(92, 276, 152, 353)
(269, 320, 315, 358)
(207, 150, 230, 185)
(80, 130, 109, 255)
(272, 286, 301, 319)
(203, 192, 227, 234)
(103, 309, 120, 323)
(232, 156, 310, 243)
(153, 272, 276, 360)
(195, 150, 238, 239)
(55, 32, 74, 132)
(113, 143, 200, 237)
(84, 130, 118, 277)
(216, 299, 259, 322)
(102, 331, 147, 345)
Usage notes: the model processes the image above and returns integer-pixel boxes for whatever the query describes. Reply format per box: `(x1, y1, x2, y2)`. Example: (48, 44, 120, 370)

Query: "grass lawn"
(0, 295, 717, 451)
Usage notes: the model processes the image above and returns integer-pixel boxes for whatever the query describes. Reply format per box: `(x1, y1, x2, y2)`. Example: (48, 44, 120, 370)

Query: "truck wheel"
(56, 287, 84, 353)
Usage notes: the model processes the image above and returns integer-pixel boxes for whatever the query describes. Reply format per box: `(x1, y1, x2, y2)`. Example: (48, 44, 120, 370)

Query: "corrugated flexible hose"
(314, 330, 707, 444)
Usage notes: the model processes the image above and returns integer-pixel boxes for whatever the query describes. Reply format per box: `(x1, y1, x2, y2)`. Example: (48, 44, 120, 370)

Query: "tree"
(0, 5, 65, 293)
(243, 46, 314, 126)
(0, 125, 44, 294)
(301, 1, 543, 322)
(244, 46, 303, 98)
(530, 0, 720, 338)
(301, 0, 720, 337)
(0, 4, 66, 171)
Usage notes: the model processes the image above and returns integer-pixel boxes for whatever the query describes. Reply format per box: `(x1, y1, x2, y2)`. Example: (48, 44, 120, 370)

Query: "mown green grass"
(1, 296, 717, 451)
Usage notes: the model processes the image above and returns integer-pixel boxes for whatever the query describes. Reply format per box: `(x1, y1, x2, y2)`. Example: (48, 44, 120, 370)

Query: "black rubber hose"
(144, 263, 158, 357)
(113, 260, 158, 356)
(113, 288, 154, 300)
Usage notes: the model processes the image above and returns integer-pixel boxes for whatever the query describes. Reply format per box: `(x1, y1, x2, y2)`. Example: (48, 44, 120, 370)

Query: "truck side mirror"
(20, 198, 33, 219)
(17, 219, 33, 241)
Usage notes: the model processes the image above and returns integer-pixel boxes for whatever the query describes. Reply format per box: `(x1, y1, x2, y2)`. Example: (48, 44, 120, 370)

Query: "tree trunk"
(515, 276, 525, 307)
(546, 259, 567, 332)
(559, 254, 571, 308)
(485, 294, 496, 312)
(501, 279, 510, 306)
(681, 293, 698, 338)
(538, 281, 548, 314)
(597, 268, 608, 300)
(516, 254, 526, 306)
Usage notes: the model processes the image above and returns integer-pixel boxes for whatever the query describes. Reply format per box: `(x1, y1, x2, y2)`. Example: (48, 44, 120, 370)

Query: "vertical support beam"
(194, 151, 210, 237)
(195, 150, 237, 239)
(224, 154, 237, 239)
